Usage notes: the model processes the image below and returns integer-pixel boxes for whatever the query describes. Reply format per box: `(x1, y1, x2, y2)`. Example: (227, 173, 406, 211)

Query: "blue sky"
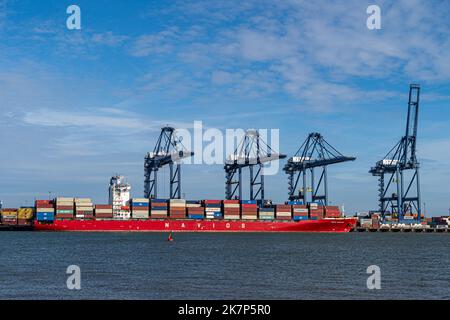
(1, 0, 450, 215)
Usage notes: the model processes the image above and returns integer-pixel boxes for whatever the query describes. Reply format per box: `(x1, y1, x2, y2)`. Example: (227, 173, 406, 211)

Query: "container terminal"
(0, 84, 449, 233)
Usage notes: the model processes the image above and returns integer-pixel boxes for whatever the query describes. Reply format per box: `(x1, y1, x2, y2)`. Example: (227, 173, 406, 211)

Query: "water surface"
(0, 232, 448, 299)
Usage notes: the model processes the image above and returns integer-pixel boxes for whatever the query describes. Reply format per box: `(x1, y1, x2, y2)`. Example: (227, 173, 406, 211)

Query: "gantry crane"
(144, 127, 194, 199)
(283, 133, 356, 204)
(370, 84, 421, 222)
(224, 129, 286, 203)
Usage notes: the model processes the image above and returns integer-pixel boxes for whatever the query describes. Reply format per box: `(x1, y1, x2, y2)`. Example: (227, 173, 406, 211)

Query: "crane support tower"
(224, 129, 286, 203)
(144, 127, 194, 199)
(283, 133, 356, 205)
(370, 84, 422, 222)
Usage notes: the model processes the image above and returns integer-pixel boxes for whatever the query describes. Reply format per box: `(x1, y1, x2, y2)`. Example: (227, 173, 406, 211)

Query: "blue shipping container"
(37, 212, 54, 221)
(132, 202, 149, 207)
(205, 204, 221, 208)
(293, 216, 309, 221)
(188, 214, 204, 219)
(151, 199, 167, 203)
(259, 208, 275, 212)
(241, 200, 257, 204)
(288, 201, 304, 205)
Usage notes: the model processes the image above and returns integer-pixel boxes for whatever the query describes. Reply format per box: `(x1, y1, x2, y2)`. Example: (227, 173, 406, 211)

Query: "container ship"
(1, 177, 356, 233)
(32, 199, 356, 233)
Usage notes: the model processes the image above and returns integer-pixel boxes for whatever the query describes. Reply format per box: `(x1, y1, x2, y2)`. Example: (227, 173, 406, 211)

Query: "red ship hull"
(34, 218, 357, 233)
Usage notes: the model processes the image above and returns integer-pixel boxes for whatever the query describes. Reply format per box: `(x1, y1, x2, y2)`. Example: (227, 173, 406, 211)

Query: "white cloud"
(129, 0, 450, 110)
(91, 32, 128, 46)
(21, 108, 196, 156)
(128, 27, 179, 57)
(24, 109, 150, 131)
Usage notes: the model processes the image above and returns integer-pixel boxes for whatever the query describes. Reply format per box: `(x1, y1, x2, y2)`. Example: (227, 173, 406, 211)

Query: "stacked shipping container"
(36, 200, 55, 222)
(241, 200, 258, 220)
(17, 208, 33, 226)
(150, 199, 168, 218)
(1, 208, 18, 225)
(169, 199, 186, 219)
(276, 204, 292, 220)
(56, 197, 74, 219)
(186, 200, 204, 219)
(290, 202, 309, 221)
(258, 207, 275, 220)
(223, 200, 240, 219)
(309, 203, 324, 220)
(95, 204, 113, 219)
(204, 200, 222, 219)
(131, 198, 150, 219)
(75, 198, 94, 219)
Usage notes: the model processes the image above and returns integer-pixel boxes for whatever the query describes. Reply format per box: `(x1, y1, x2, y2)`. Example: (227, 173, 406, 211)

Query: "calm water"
(0, 232, 448, 299)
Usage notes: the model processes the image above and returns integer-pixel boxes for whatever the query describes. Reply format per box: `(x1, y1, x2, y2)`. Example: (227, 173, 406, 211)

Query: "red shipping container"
(223, 200, 240, 204)
(203, 200, 221, 204)
(241, 204, 257, 208)
(170, 213, 186, 219)
(133, 207, 149, 211)
(276, 205, 292, 210)
(35, 200, 53, 205)
(95, 213, 113, 218)
(55, 215, 73, 220)
(36, 204, 54, 209)
(56, 205, 74, 210)
(95, 204, 113, 209)
(17, 219, 32, 226)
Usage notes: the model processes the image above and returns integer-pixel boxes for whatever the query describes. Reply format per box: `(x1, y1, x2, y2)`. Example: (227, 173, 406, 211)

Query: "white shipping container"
(224, 204, 240, 208)
(132, 212, 149, 219)
(56, 197, 74, 202)
(36, 208, 55, 213)
(293, 208, 308, 213)
(186, 204, 202, 208)
(170, 199, 186, 203)
(170, 203, 186, 208)
(224, 215, 240, 220)
(95, 209, 113, 214)
(56, 201, 74, 206)
(276, 212, 291, 217)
